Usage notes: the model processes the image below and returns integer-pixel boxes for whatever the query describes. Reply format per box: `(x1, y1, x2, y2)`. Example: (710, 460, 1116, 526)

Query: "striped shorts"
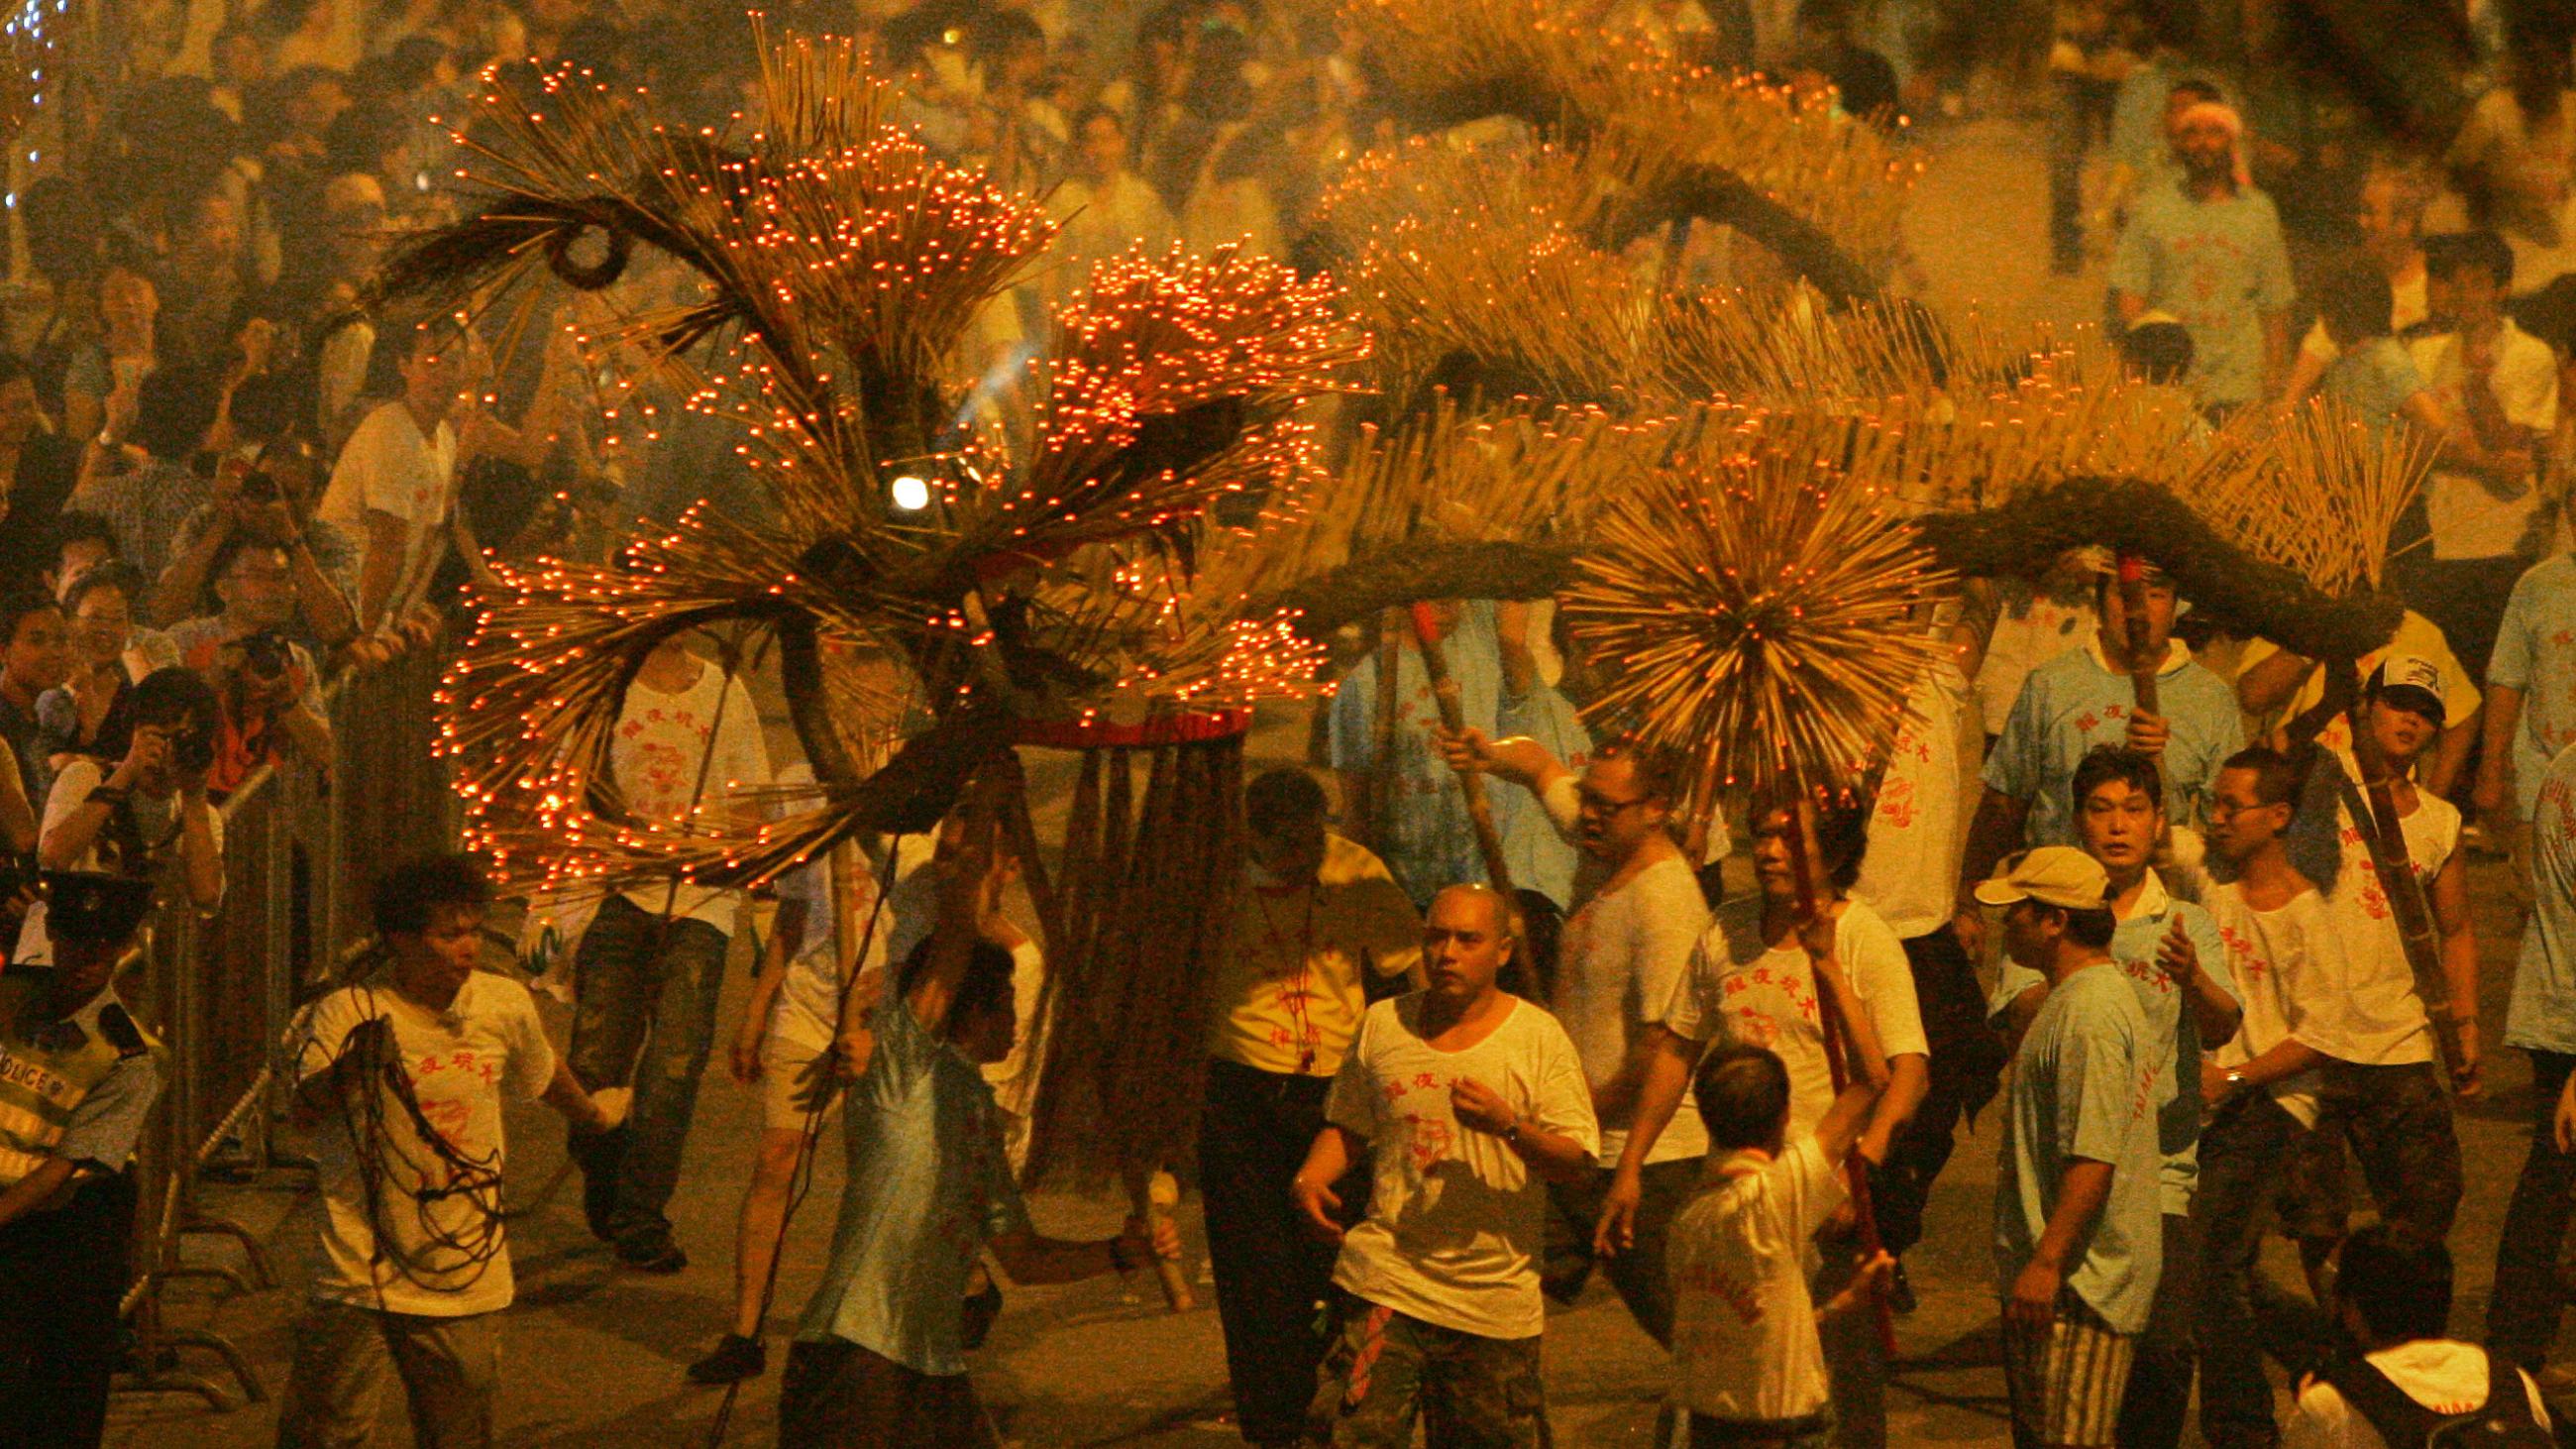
(2000, 1296, 2137, 1449)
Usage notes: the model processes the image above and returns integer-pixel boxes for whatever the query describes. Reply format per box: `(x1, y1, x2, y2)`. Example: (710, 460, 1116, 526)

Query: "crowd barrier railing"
(114, 643, 457, 1411)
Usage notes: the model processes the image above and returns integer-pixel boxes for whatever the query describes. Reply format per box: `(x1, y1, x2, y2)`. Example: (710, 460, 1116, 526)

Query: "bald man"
(1292, 885, 1601, 1447)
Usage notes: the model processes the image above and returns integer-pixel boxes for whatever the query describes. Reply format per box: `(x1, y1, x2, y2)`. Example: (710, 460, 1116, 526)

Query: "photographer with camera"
(38, 564, 180, 771)
(152, 411, 358, 654)
(165, 536, 334, 796)
(13, 666, 223, 966)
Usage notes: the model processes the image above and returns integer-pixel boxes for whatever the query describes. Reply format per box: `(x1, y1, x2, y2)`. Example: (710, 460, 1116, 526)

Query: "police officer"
(0, 871, 163, 1447)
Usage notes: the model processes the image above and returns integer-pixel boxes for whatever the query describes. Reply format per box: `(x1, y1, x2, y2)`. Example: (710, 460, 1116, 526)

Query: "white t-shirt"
(1326, 995, 1601, 1340)
(294, 973, 556, 1316)
(2317, 774, 2458, 1066)
(319, 399, 460, 615)
(1856, 660, 1972, 939)
(1554, 852, 1711, 1165)
(2285, 1340, 2551, 1449)
(15, 757, 225, 965)
(981, 937, 1049, 1123)
(1668, 1139, 1843, 1421)
(2206, 883, 2347, 1127)
(606, 658, 774, 930)
(767, 833, 936, 1049)
(2408, 322, 2560, 560)
(1661, 897, 1929, 1145)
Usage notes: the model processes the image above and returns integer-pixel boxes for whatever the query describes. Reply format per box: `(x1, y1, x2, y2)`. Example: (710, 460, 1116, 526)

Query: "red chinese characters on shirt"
(1377, 1069, 1463, 1171)
(620, 705, 715, 820)
(2073, 701, 2128, 741)
(1675, 1258, 1766, 1326)
(2218, 924, 2268, 988)
(1876, 775, 1919, 832)
(403, 1047, 498, 1187)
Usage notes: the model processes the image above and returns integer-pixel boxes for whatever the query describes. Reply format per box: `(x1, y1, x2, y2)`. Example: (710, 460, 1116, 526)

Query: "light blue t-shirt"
(1987, 873, 2233, 1215)
(1993, 960, 2165, 1335)
(796, 995, 1031, 1375)
(1984, 639, 2246, 845)
(2488, 555, 2576, 822)
(2110, 177, 2297, 407)
(2321, 336, 2428, 437)
(1331, 603, 1536, 907)
(2509, 741, 2576, 1055)
(1495, 678, 1589, 910)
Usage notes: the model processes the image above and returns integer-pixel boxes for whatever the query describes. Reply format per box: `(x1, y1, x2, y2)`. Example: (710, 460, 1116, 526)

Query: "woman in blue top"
(2313, 255, 2445, 440)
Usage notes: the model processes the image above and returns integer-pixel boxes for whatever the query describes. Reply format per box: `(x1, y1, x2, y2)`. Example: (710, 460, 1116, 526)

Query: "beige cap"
(1973, 846, 2110, 911)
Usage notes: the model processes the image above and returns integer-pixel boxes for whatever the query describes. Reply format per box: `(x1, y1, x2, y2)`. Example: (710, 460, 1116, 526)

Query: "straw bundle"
(381, 32, 1368, 909)
(1559, 437, 1955, 817)
(2189, 398, 2429, 596)
(1021, 736, 1245, 1191)
(1338, 0, 1919, 295)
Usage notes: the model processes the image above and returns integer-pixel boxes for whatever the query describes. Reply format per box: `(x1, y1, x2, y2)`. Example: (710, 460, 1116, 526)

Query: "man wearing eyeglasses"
(1436, 729, 1710, 1350)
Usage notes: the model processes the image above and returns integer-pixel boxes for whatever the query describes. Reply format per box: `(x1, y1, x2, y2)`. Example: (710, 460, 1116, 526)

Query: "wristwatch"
(2223, 1068, 2247, 1093)
(1501, 1117, 1525, 1147)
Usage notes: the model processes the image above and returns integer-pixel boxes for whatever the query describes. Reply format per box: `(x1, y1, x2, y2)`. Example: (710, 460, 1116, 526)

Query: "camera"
(239, 629, 293, 681)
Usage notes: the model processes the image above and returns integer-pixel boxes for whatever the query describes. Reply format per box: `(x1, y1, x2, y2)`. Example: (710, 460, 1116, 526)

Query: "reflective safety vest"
(0, 973, 156, 1188)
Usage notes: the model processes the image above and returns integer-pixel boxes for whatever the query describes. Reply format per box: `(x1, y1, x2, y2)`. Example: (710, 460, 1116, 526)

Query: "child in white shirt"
(2285, 1224, 2551, 1449)
(1667, 933, 1893, 1447)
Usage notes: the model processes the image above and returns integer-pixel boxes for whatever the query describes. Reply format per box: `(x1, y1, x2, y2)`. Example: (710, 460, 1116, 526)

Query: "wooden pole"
(1407, 604, 1517, 899)
(1782, 789, 1899, 1360)
(1368, 609, 1404, 852)
(2116, 554, 2162, 719)
(1125, 1166, 1195, 1311)
(2334, 710, 2464, 1094)
(1681, 745, 1729, 869)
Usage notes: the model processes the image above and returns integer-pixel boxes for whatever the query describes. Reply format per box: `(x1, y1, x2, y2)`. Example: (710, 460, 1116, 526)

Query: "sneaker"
(616, 1235, 689, 1274)
(686, 1334, 766, 1385)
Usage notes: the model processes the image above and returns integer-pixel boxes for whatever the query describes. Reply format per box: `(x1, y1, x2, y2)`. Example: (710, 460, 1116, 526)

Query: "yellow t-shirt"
(1208, 835, 1424, 1076)
(2240, 609, 2481, 754)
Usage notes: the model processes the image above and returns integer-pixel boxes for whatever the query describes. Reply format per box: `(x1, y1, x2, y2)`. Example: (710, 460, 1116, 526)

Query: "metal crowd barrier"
(114, 643, 459, 1411)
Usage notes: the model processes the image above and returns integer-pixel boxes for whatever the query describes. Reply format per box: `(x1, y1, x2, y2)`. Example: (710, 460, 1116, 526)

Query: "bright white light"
(890, 476, 930, 512)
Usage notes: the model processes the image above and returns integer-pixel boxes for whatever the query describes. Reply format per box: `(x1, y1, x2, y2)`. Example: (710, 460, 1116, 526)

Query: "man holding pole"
(1602, 801, 1929, 1449)
(1978, 846, 2164, 1449)
(2278, 660, 2471, 1254)
(1957, 561, 2243, 960)
(1430, 726, 1710, 1346)
(783, 785, 1181, 1448)
(1199, 767, 1423, 1449)
(1329, 601, 1575, 911)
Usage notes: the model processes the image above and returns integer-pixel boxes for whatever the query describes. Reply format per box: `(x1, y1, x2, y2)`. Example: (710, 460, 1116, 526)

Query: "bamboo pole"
(1407, 603, 1517, 898)
(1123, 1167, 1195, 1310)
(2116, 553, 2162, 718)
(1782, 790, 1898, 1360)
(2334, 711, 2464, 1094)
(1371, 608, 1405, 852)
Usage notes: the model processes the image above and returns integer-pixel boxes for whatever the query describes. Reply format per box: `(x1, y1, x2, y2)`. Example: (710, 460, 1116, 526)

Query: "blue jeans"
(569, 893, 730, 1246)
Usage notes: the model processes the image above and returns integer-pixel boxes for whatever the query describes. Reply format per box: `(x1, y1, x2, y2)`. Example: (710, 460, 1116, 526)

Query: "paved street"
(101, 117, 2575, 1447)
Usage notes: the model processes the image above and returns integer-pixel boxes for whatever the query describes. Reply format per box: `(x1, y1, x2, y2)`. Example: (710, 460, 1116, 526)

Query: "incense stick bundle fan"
(388, 32, 1366, 1212)
(1559, 444, 1956, 1357)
